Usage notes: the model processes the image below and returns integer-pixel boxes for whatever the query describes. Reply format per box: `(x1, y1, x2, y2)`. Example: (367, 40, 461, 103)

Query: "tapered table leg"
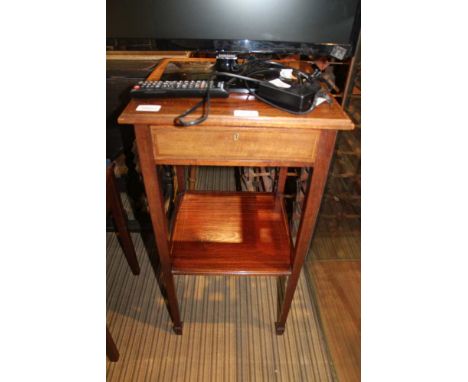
(276, 130, 337, 334)
(277, 167, 288, 194)
(135, 125, 183, 334)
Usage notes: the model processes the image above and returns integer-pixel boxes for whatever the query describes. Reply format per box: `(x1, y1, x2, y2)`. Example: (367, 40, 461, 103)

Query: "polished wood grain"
(171, 192, 292, 275)
(118, 58, 354, 130)
(276, 130, 337, 334)
(277, 167, 288, 194)
(119, 95, 353, 130)
(147, 57, 214, 81)
(119, 57, 353, 335)
(150, 125, 319, 166)
(134, 125, 183, 334)
(175, 166, 186, 193)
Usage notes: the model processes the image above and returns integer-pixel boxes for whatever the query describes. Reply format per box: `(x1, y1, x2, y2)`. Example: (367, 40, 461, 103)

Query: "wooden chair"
(106, 163, 140, 362)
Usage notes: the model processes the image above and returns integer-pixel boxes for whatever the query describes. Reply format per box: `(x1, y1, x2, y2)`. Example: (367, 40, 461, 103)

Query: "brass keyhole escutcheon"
(233, 133, 240, 141)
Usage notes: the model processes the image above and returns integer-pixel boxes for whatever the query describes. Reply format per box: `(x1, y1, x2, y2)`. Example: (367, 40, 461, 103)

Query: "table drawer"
(150, 126, 319, 165)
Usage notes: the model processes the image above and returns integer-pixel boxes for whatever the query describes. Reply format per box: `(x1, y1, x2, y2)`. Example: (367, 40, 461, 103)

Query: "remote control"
(130, 80, 229, 98)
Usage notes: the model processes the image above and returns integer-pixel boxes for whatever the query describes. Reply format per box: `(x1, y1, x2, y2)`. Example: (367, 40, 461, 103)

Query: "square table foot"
(173, 322, 183, 335)
(275, 322, 285, 335)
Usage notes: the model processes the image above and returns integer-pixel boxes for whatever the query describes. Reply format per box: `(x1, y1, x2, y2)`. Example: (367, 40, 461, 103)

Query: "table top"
(118, 58, 354, 131)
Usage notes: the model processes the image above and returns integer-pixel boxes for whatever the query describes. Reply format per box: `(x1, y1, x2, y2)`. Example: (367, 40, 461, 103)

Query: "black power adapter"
(256, 80, 321, 113)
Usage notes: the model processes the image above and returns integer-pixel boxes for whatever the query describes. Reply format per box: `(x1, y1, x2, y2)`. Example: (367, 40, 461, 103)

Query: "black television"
(107, 0, 360, 59)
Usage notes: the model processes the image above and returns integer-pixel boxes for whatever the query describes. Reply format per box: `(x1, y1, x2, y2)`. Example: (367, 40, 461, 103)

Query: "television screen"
(107, 0, 360, 56)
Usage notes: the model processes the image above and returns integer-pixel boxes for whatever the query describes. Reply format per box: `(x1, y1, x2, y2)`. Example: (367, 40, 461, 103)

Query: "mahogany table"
(118, 58, 353, 334)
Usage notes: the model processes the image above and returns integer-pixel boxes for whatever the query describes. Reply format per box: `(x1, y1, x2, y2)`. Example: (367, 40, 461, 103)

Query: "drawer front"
(150, 126, 319, 165)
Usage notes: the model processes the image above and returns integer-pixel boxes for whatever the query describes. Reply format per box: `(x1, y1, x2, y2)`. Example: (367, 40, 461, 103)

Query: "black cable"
(225, 68, 281, 87)
(225, 59, 283, 85)
(173, 69, 263, 127)
(173, 78, 213, 127)
(214, 71, 263, 83)
(235, 61, 312, 88)
(172, 60, 328, 126)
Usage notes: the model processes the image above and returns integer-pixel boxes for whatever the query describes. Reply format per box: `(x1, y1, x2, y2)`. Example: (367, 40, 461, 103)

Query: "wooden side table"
(118, 58, 353, 334)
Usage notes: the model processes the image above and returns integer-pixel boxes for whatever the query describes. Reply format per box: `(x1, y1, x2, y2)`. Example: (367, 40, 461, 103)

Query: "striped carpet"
(106, 231, 334, 381)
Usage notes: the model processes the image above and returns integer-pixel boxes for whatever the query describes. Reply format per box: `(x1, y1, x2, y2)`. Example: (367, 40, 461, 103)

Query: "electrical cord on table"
(173, 77, 214, 127)
(173, 73, 262, 127)
(172, 60, 331, 126)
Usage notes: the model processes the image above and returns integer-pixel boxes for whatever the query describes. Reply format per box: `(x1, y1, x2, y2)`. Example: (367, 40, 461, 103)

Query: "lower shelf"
(170, 192, 292, 275)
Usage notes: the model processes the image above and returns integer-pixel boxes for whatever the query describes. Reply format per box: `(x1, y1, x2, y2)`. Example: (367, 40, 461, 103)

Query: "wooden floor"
(307, 260, 360, 382)
(307, 216, 360, 382)
(107, 232, 334, 381)
(311, 223, 361, 261)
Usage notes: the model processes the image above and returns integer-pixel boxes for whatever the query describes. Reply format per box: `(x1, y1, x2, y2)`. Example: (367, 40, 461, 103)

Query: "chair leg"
(108, 167, 140, 275)
(106, 326, 119, 362)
